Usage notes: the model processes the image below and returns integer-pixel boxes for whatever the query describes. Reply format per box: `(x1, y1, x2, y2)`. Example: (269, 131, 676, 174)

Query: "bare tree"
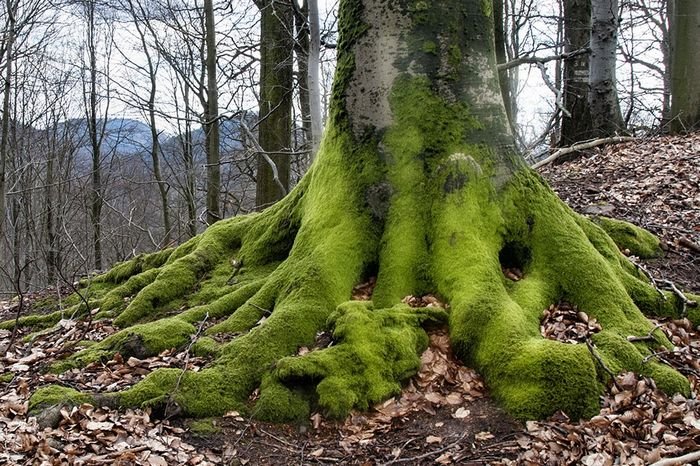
(116, 0, 173, 246)
(203, 0, 220, 224)
(560, 0, 593, 145)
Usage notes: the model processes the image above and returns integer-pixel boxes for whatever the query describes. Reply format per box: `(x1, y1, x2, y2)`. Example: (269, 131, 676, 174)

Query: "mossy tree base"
(18, 0, 700, 423)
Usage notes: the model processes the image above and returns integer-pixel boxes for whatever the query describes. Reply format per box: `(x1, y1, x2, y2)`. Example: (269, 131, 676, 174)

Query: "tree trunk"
(29, 0, 696, 424)
(255, 0, 293, 209)
(203, 0, 221, 224)
(670, 0, 700, 132)
(560, 0, 594, 145)
(0, 0, 16, 237)
(494, 0, 513, 127)
(86, 0, 103, 271)
(589, 0, 624, 136)
(294, 0, 312, 155)
(307, 0, 322, 157)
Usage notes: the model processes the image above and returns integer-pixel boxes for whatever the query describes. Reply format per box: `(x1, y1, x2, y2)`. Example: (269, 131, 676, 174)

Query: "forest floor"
(0, 132, 699, 465)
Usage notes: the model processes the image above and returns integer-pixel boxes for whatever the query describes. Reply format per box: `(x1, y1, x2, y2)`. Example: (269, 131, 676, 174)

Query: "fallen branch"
(533, 136, 635, 170)
(678, 236, 700, 254)
(381, 433, 467, 465)
(650, 450, 700, 466)
(631, 259, 666, 299)
(660, 279, 697, 317)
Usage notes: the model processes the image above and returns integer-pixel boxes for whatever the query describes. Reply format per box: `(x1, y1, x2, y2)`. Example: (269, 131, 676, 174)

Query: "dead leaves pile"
(540, 132, 700, 291)
(540, 302, 602, 343)
(508, 372, 700, 466)
(0, 315, 221, 465)
(0, 379, 221, 465)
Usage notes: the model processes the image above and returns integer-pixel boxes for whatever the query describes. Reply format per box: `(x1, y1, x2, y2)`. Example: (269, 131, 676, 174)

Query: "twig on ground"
(660, 279, 697, 317)
(165, 313, 209, 419)
(678, 237, 700, 254)
(586, 339, 623, 391)
(627, 323, 664, 343)
(249, 302, 273, 316)
(631, 260, 666, 299)
(381, 433, 467, 465)
(650, 450, 700, 466)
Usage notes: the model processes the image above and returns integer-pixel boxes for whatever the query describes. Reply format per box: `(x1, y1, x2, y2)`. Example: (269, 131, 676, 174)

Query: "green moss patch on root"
(29, 385, 95, 413)
(50, 317, 195, 373)
(256, 301, 447, 421)
(592, 216, 662, 258)
(434, 169, 690, 420)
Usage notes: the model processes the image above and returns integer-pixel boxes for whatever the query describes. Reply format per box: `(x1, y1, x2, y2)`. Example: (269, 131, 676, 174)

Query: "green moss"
(29, 385, 94, 413)
(50, 318, 195, 373)
(481, 0, 493, 18)
(0, 310, 64, 330)
(255, 374, 311, 422)
(262, 302, 446, 420)
(431, 169, 684, 420)
(593, 216, 661, 258)
(119, 368, 241, 417)
(0, 373, 14, 383)
(191, 337, 221, 357)
(422, 40, 437, 54)
(97, 248, 174, 285)
(189, 418, 221, 435)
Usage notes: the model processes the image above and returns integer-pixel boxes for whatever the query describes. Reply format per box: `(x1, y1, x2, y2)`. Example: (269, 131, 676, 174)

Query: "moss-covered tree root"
(25, 161, 698, 422)
(20, 0, 700, 424)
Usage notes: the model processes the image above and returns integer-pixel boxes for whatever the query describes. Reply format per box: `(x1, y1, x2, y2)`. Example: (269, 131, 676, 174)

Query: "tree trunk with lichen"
(560, 0, 593, 146)
(589, 0, 624, 137)
(22, 0, 699, 423)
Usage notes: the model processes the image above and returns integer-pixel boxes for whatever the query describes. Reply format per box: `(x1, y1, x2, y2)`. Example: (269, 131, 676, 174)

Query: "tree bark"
(204, 0, 221, 224)
(560, 0, 594, 145)
(670, 0, 700, 132)
(0, 0, 16, 237)
(494, 0, 513, 127)
(589, 0, 625, 137)
(85, 0, 103, 271)
(307, 0, 322, 157)
(255, 0, 293, 209)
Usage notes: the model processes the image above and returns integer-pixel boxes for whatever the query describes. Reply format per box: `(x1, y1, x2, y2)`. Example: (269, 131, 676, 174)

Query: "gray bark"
(307, 0, 322, 157)
(589, 0, 624, 136)
(0, 0, 16, 237)
(670, 0, 700, 132)
(560, 0, 594, 145)
(255, 0, 293, 209)
(204, 0, 221, 224)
